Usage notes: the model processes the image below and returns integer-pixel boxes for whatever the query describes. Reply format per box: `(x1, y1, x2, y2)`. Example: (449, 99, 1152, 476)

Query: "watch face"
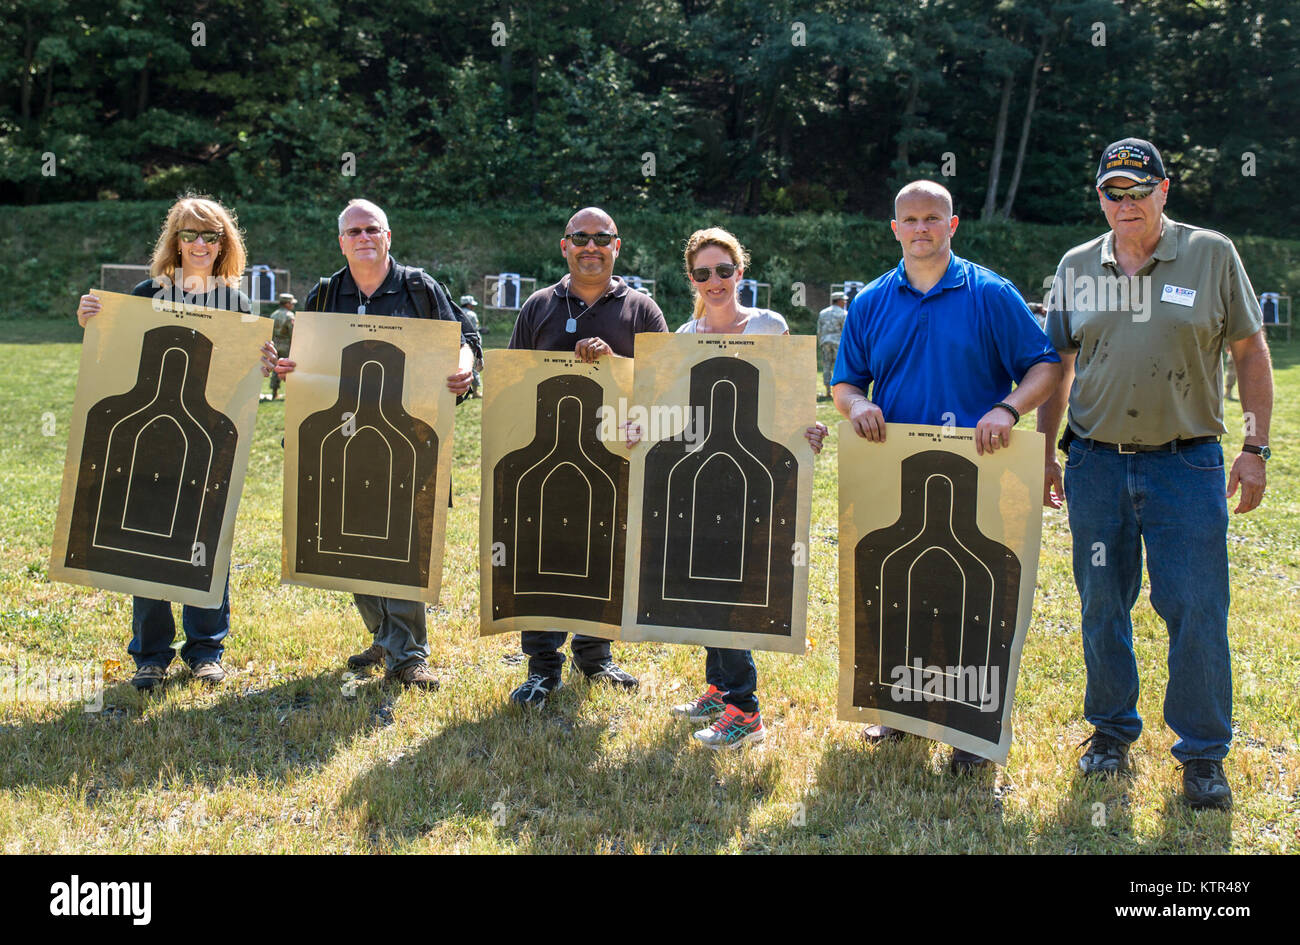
(1260, 445, 1272, 461)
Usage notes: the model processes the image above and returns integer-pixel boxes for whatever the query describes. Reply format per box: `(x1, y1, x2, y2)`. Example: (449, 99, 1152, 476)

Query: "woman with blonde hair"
(670, 226, 828, 748)
(75, 194, 279, 691)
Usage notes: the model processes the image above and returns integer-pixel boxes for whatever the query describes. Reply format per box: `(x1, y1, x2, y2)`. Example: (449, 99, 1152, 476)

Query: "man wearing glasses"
(273, 198, 481, 690)
(505, 206, 668, 708)
(1037, 138, 1274, 809)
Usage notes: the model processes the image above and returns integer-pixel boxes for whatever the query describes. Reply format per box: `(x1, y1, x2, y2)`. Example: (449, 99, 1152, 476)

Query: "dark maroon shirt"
(507, 275, 667, 355)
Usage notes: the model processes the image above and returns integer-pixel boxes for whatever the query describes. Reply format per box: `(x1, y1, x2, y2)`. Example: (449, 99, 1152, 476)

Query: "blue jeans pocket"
(1177, 442, 1224, 471)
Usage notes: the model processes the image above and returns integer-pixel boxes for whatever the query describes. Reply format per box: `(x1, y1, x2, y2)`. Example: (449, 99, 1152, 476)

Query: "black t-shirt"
(507, 275, 667, 355)
(131, 278, 252, 314)
(303, 257, 482, 360)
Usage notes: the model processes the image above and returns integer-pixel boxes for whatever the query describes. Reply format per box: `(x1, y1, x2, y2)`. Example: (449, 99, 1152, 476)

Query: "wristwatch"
(1241, 443, 1271, 461)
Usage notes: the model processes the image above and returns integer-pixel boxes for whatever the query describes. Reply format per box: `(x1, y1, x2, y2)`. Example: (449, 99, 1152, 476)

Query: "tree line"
(3, 0, 1298, 234)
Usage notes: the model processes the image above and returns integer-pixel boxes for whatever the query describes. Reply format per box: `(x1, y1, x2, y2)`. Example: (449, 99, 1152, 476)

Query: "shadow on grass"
(342, 686, 782, 853)
(744, 736, 1013, 853)
(0, 669, 384, 795)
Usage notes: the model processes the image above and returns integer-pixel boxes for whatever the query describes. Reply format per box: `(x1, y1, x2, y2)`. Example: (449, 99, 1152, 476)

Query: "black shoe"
(1078, 729, 1130, 776)
(510, 673, 562, 709)
(1179, 759, 1233, 810)
(131, 664, 166, 691)
(949, 748, 992, 775)
(575, 659, 638, 690)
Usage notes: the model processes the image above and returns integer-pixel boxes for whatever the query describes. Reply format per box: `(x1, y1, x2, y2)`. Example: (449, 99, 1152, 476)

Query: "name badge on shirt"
(1160, 284, 1196, 307)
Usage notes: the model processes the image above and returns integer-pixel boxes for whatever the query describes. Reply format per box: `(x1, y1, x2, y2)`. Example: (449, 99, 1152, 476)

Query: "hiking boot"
(1179, 759, 1232, 810)
(575, 659, 638, 690)
(693, 705, 766, 750)
(672, 685, 728, 723)
(384, 661, 440, 691)
(1078, 729, 1130, 776)
(347, 642, 386, 671)
(191, 661, 226, 686)
(131, 664, 166, 691)
(949, 747, 992, 775)
(510, 673, 562, 709)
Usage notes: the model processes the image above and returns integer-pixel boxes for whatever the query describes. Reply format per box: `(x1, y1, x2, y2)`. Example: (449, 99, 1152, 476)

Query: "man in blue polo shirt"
(832, 180, 1062, 772)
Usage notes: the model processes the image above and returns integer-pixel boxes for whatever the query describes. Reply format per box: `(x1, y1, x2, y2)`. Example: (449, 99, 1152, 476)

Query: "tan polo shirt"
(1045, 216, 1262, 444)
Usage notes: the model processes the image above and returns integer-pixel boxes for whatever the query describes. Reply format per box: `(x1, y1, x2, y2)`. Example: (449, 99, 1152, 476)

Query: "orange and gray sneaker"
(672, 685, 728, 723)
(693, 705, 766, 750)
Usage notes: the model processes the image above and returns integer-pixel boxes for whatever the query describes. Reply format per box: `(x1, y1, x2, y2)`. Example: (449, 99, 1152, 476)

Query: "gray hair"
(338, 198, 390, 234)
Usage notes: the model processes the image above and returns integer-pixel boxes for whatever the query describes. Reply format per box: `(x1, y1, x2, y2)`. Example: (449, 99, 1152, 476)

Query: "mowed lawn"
(0, 318, 1295, 854)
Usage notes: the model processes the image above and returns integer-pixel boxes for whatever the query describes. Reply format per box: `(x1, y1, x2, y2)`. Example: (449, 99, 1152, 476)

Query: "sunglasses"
(343, 226, 385, 238)
(178, 229, 222, 243)
(690, 263, 739, 282)
(1100, 183, 1158, 202)
(565, 231, 616, 247)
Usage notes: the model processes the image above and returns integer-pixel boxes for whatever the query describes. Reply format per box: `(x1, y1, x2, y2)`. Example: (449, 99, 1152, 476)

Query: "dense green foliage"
(3, 1, 1298, 232)
(4, 200, 1298, 325)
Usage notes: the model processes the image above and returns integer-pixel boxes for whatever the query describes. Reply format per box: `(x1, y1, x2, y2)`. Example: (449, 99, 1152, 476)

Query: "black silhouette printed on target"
(852, 451, 1020, 742)
(65, 326, 237, 591)
(492, 374, 628, 624)
(637, 357, 797, 636)
(296, 340, 438, 586)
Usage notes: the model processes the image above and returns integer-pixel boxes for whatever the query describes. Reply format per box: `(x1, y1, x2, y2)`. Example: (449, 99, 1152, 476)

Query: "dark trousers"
(129, 577, 231, 669)
(521, 631, 611, 678)
(705, 646, 758, 713)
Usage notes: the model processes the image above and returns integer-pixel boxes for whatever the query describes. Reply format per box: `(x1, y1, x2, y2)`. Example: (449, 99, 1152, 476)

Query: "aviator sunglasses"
(690, 263, 739, 282)
(565, 231, 616, 247)
(1100, 183, 1159, 202)
(178, 229, 223, 243)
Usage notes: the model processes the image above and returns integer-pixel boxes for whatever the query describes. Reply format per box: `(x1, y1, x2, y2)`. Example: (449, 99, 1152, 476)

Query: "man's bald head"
(893, 181, 954, 219)
(565, 207, 617, 235)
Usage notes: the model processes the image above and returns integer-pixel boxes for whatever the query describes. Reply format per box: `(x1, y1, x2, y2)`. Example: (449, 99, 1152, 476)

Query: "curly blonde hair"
(683, 227, 751, 320)
(148, 194, 247, 288)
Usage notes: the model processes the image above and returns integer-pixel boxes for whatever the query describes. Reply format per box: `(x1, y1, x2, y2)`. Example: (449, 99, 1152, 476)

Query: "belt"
(1076, 435, 1220, 455)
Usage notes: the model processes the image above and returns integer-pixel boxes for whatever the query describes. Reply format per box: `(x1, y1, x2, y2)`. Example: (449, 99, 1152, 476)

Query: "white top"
(676, 309, 789, 335)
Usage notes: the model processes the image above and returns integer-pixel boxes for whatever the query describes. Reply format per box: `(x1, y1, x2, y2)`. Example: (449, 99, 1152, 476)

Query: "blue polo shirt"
(831, 253, 1058, 426)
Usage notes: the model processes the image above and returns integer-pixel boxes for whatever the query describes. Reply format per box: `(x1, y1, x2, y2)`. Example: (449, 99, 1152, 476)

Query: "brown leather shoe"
(385, 661, 440, 691)
(191, 661, 227, 686)
(347, 642, 386, 671)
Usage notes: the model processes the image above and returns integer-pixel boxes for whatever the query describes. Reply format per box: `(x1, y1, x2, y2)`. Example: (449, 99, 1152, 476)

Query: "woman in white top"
(669, 227, 827, 749)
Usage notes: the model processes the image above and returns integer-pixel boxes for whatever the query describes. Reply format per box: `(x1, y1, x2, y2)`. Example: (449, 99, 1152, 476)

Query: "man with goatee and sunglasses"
(504, 206, 668, 709)
(1037, 138, 1274, 810)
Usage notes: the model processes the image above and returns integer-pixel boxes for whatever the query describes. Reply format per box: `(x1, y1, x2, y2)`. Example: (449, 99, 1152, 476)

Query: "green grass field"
(0, 320, 1295, 853)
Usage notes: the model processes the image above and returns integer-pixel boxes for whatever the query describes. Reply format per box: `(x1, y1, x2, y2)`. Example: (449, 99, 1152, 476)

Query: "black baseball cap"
(1096, 138, 1166, 186)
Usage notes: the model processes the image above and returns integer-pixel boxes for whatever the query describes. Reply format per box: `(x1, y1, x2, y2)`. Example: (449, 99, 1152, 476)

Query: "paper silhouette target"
(622, 333, 815, 653)
(480, 351, 633, 639)
(282, 313, 459, 602)
(637, 358, 797, 631)
(295, 340, 438, 587)
(837, 423, 1044, 764)
(50, 292, 266, 607)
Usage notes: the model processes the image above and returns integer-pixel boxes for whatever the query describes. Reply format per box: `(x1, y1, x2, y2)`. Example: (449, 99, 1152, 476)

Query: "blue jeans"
(705, 646, 758, 714)
(1064, 439, 1232, 762)
(129, 576, 231, 669)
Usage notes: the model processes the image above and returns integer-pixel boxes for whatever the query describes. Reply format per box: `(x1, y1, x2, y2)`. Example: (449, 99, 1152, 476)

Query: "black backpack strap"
(316, 276, 332, 312)
(405, 267, 434, 319)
